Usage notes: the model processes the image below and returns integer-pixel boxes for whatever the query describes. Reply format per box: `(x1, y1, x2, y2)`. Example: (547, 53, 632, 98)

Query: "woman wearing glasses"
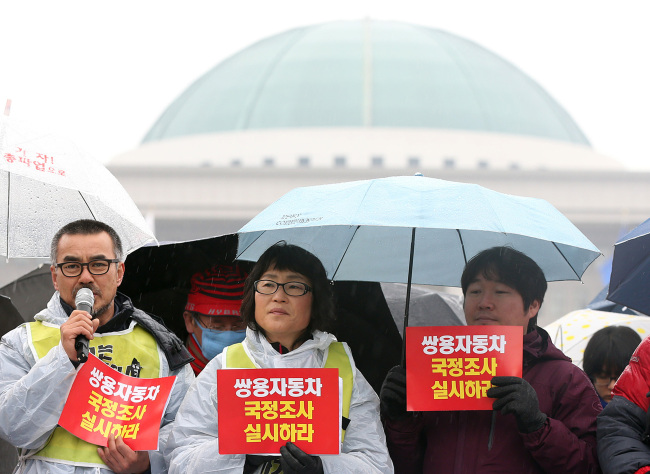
(165, 242, 393, 473)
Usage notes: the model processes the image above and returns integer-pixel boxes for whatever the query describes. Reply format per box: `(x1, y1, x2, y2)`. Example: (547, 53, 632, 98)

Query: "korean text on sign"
(406, 326, 523, 411)
(58, 353, 176, 451)
(217, 368, 341, 455)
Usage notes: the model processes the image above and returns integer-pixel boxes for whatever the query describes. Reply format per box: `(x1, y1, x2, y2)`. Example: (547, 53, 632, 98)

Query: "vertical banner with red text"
(406, 326, 523, 411)
(58, 353, 176, 450)
(217, 368, 341, 455)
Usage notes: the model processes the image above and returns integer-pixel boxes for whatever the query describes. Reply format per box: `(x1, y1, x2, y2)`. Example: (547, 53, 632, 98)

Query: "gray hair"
(50, 219, 123, 264)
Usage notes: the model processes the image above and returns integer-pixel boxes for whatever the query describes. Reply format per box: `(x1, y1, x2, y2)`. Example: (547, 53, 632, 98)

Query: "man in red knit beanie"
(183, 263, 248, 375)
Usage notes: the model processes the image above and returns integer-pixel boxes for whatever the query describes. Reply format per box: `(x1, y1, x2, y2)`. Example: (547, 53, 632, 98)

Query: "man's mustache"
(73, 285, 101, 298)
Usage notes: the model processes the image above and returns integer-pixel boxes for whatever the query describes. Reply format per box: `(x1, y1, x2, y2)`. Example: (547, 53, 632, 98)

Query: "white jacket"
(165, 328, 394, 473)
(0, 292, 195, 474)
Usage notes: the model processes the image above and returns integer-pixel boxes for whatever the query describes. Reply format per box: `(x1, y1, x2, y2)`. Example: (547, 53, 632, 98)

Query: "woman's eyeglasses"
(254, 280, 312, 297)
(594, 374, 618, 387)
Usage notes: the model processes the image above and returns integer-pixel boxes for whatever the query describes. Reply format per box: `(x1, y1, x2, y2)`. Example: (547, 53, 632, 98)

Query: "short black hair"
(51, 219, 123, 264)
(240, 242, 335, 347)
(583, 325, 641, 380)
(461, 246, 547, 331)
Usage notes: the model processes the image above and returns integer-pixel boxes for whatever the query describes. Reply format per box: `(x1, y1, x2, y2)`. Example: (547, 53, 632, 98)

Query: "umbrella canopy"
(237, 175, 600, 366)
(237, 175, 601, 287)
(120, 234, 244, 339)
(0, 115, 156, 257)
(0, 264, 52, 322)
(544, 308, 650, 369)
(0, 295, 24, 337)
(607, 218, 650, 315)
(588, 285, 638, 314)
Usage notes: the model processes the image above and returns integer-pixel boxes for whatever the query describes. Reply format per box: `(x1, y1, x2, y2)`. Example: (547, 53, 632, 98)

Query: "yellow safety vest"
(224, 341, 353, 443)
(25, 320, 162, 468)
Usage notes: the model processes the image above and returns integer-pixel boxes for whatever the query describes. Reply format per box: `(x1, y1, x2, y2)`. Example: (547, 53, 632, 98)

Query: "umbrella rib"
(79, 192, 97, 220)
(330, 225, 360, 280)
(235, 231, 266, 259)
(552, 241, 581, 280)
(456, 229, 468, 265)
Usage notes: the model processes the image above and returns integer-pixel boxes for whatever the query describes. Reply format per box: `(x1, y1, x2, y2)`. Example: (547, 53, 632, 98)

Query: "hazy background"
(3, 0, 650, 169)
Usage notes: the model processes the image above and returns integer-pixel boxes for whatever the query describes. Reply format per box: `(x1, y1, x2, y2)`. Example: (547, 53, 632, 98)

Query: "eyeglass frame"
(254, 279, 312, 297)
(593, 374, 619, 387)
(191, 312, 247, 331)
(55, 258, 121, 277)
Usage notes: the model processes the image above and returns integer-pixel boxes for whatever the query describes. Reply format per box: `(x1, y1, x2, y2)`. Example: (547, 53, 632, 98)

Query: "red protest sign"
(217, 368, 341, 455)
(406, 326, 523, 411)
(58, 353, 176, 450)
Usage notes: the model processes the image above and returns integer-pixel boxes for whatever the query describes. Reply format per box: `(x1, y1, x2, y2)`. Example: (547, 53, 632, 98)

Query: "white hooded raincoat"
(165, 328, 393, 473)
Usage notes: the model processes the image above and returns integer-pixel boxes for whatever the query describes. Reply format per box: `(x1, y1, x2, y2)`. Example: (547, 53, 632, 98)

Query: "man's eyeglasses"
(193, 314, 246, 331)
(254, 280, 312, 297)
(55, 259, 120, 277)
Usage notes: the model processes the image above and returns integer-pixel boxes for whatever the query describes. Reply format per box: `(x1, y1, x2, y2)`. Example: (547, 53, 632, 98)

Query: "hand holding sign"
(97, 434, 151, 473)
(487, 376, 547, 433)
(379, 366, 409, 420)
(280, 442, 324, 473)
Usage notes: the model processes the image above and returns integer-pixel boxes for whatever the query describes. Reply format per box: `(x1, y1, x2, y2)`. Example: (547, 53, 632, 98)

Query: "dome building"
(113, 20, 621, 171)
(106, 20, 649, 320)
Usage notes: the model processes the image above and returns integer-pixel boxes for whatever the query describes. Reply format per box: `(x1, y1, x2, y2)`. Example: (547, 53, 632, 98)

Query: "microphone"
(74, 288, 94, 363)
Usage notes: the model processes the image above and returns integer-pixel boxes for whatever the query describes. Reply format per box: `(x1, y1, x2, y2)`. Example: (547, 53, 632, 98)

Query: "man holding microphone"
(0, 219, 194, 473)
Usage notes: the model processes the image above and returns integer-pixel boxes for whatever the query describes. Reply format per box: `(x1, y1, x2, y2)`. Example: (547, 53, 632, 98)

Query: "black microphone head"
(75, 288, 94, 312)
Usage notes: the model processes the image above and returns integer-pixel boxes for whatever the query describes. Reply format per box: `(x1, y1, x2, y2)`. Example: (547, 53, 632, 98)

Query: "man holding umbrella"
(380, 246, 602, 473)
(0, 219, 195, 473)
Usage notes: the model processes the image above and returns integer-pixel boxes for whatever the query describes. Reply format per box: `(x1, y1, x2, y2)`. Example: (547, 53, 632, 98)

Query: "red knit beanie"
(184, 264, 247, 316)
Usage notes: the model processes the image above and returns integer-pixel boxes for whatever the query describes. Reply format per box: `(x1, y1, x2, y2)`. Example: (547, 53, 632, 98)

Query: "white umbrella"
(0, 115, 156, 258)
(544, 308, 650, 369)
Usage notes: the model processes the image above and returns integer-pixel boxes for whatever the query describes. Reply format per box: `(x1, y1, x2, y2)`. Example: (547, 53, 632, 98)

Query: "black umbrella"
(120, 234, 402, 393)
(0, 295, 25, 337)
(588, 285, 638, 314)
(120, 233, 246, 339)
(0, 265, 52, 324)
(607, 218, 650, 316)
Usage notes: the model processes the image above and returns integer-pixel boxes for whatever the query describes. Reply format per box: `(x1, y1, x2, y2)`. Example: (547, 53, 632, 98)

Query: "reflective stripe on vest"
(224, 341, 353, 442)
(25, 320, 162, 467)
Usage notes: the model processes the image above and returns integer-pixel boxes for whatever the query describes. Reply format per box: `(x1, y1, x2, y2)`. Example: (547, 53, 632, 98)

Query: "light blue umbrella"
(237, 175, 601, 341)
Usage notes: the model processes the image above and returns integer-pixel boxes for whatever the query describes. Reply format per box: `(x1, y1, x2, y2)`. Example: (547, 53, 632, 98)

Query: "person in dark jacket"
(380, 246, 602, 473)
(597, 335, 650, 474)
(583, 325, 641, 408)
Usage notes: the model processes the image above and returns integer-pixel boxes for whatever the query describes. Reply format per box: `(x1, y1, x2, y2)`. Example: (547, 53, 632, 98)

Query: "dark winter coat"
(598, 335, 650, 474)
(385, 327, 602, 473)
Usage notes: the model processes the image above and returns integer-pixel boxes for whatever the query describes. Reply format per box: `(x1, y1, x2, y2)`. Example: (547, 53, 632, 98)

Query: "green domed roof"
(143, 20, 589, 146)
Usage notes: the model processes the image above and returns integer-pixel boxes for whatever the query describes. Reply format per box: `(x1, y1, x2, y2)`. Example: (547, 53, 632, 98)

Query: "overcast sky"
(4, 0, 650, 169)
